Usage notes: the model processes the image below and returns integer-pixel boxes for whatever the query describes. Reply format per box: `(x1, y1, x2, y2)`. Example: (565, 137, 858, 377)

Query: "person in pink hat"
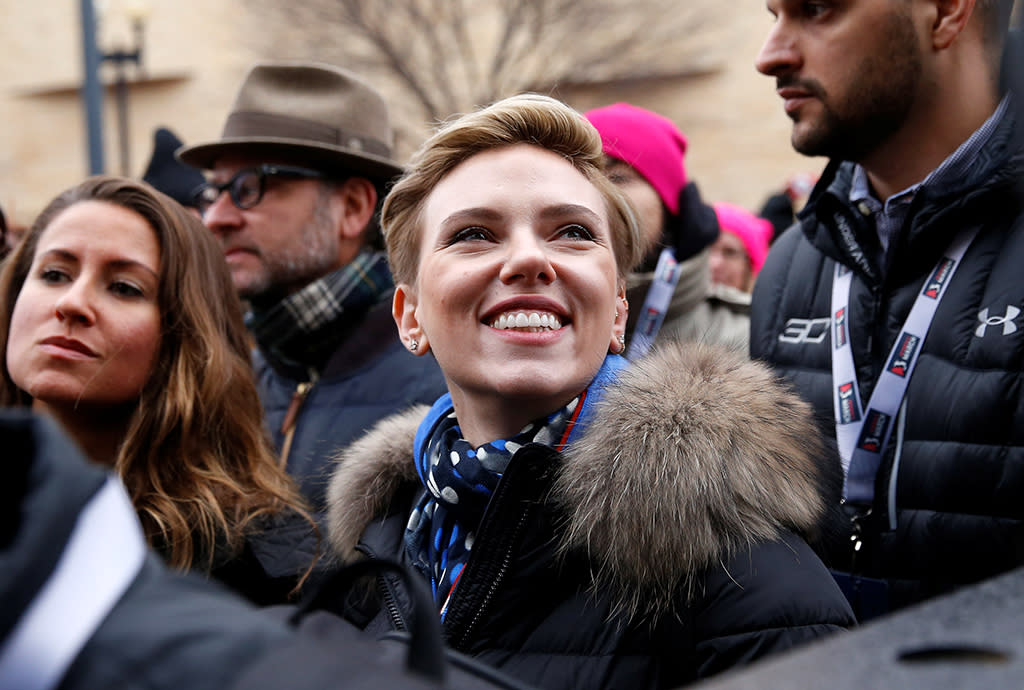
(584, 103, 750, 358)
(710, 202, 773, 294)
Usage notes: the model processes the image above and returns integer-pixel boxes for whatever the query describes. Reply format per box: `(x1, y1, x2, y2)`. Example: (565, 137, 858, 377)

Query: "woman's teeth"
(490, 312, 563, 331)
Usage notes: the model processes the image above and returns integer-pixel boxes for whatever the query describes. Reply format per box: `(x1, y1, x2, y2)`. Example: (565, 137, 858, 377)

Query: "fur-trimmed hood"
(326, 341, 832, 617)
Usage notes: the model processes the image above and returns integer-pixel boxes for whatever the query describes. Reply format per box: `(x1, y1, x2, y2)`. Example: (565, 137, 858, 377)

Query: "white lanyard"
(0, 477, 147, 690)
(832, 227, 978, 504)
(626, 247, 681, 360)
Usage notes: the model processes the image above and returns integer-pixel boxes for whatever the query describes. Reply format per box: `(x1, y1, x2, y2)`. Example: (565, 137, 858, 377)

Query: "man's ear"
(336, 177, 379, 241)
(393, 283, 428, 355)
(930, 0, 977, 50)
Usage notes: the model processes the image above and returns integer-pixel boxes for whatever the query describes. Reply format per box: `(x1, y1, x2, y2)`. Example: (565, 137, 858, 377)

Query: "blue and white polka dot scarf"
(404, 354, 628, 616)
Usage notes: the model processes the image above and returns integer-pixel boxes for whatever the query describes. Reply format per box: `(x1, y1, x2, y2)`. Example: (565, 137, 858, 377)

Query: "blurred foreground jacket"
(0, 411, 527, 690)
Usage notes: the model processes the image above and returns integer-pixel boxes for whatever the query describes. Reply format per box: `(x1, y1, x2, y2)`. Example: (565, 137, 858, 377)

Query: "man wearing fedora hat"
(178, 62, 446, 571)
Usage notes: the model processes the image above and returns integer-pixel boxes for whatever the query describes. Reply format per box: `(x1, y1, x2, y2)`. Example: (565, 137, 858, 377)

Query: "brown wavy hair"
(0, 175, 313, 572)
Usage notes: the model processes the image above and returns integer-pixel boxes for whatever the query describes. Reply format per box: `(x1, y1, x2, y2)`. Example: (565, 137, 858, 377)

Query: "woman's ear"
(609, 288, 629, 354)
(393, 283, 428, 355)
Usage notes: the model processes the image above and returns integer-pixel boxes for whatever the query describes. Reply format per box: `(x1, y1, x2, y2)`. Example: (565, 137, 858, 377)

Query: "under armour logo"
(976, 306, 1021, 337)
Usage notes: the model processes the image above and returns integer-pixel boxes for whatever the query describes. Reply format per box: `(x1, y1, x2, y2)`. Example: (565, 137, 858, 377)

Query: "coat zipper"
(278, 370, 319, 470)
(378, 572, 408, 632)
(355, 543, 408, 632)
(453, 507, 530, 650)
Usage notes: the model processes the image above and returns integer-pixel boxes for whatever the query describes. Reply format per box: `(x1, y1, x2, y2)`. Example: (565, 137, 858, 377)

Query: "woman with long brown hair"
(0, 175, 314, 603)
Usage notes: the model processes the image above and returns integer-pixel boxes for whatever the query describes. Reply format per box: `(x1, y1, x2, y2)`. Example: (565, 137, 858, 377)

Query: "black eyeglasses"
(192, 164, 329, 214)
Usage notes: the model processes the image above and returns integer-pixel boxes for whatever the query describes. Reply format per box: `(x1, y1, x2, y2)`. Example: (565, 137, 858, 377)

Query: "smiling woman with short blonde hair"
(326, 94, 855, 689)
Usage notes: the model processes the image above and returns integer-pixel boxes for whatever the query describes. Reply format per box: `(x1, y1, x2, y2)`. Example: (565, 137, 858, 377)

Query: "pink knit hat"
(584, 103, 688, 215)
(713, 202, 773, 274)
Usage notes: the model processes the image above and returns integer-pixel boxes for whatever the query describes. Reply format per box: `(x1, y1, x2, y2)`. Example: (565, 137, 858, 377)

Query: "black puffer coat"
(0, 412, 449, 690)
(750, 107, 1024, 611)
(326, 342, 855, 689)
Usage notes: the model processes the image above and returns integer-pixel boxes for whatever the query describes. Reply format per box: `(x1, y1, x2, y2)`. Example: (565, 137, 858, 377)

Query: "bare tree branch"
(243, 0, 723, 146)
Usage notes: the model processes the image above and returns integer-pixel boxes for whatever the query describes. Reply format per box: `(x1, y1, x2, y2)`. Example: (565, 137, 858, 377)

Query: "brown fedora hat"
(177, 61, 403, 182)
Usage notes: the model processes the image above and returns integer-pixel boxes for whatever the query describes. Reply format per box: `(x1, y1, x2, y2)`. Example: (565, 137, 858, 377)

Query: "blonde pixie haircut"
(381, 93, 643, 286)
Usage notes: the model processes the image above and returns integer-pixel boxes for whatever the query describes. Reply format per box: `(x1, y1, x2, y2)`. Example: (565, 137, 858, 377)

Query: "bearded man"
(178, 63, 447, 587)
(750, 0, 1023, 619)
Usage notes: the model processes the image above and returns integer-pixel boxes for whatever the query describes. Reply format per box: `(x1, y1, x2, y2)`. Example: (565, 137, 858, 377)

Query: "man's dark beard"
(786, 8, 922, 163)
(791, 84, 919, 163)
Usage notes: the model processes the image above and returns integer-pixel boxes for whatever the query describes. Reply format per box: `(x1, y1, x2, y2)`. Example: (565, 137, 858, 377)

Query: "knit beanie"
(584, 103, 688, 215)
(712, 202, 773, 274)
(142, 127, 207, 209)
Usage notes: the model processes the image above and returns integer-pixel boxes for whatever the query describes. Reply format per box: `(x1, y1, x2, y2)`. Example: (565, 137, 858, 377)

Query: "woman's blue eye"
(803, 1, 829, 19)
(560, 224, 595, 241)
(451, 227, 490, 243)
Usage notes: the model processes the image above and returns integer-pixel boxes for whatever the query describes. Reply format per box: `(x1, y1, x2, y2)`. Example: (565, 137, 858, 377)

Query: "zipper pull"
(281, 380, 314, 436)
(279, 376, 317, 469)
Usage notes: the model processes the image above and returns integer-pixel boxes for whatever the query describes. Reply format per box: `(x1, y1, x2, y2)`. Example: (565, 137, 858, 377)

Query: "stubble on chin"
(788, 10, 921, 163)
(790, 110, 841, 159)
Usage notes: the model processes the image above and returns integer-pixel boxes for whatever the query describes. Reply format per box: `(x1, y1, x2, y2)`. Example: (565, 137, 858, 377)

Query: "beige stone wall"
(0, 0, 824, 228)
(561, 3, 826, 212)
(0, 0, 255, 225)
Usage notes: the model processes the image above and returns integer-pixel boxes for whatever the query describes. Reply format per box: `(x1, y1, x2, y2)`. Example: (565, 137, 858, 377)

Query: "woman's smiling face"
(395, 144, 626, 444)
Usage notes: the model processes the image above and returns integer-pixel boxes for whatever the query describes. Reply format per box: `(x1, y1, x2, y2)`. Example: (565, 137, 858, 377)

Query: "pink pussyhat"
(712, 202, 773, 274)
(584, 103, 688, 215)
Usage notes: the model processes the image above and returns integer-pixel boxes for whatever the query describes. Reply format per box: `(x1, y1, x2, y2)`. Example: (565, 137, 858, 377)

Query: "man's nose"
(202, 188, 243, 234)
(755, 19, 801, 77)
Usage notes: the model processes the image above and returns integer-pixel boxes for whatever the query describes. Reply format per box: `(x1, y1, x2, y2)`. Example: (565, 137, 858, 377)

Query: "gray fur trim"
(552, 341, 826, 618)
(325, 405, 427, 562)
(325, 342, 828, 620)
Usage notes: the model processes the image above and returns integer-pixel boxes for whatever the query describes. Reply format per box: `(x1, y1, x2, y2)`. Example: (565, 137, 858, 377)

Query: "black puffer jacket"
(326, 342, 855, 689)
(0, 412, 449, 690)
(750, 107, 1024, 611)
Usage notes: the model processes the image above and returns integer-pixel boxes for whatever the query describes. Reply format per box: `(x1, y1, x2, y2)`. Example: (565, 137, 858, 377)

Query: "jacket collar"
(326, 340, 834, 616)
(800, 108, 1022, 285)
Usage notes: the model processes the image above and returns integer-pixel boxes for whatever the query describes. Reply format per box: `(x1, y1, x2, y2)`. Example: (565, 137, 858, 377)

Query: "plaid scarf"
(405, 354, 628, 617)
(248, 249, 394, 371)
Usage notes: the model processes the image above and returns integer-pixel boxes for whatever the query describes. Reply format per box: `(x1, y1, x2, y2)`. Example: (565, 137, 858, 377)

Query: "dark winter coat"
(0, 411, 445, 690)
(325, 342, 856, 690)
(749, 107, 1024, 611)
(256, 299, 449, 509)
(251, 298, 448, 590)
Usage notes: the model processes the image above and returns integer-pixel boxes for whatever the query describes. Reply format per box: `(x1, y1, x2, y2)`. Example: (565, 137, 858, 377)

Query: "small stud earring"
(408, 338, 419, 353)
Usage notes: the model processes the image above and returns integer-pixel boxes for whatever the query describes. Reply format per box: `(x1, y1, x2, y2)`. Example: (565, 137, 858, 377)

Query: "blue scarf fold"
(405, 354, 628, 614)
